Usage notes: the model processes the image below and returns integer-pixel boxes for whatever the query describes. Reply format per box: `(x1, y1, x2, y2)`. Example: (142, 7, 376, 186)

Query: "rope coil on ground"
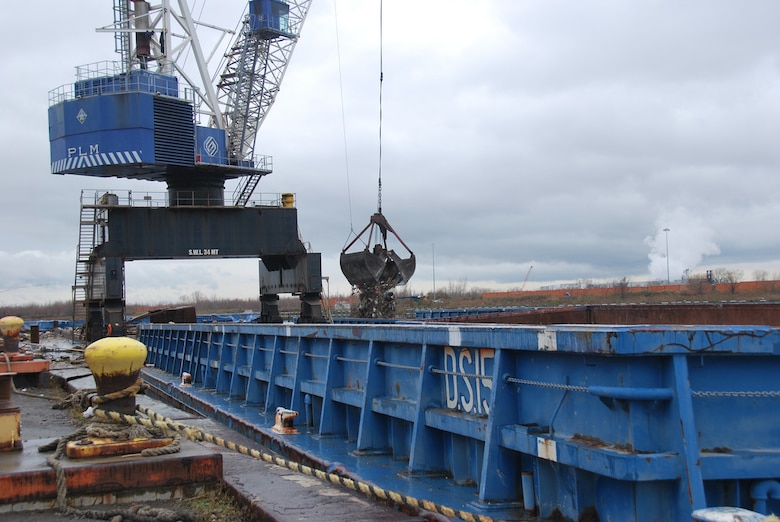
(39, 380, 187, 520)
(94, 406, 500, 522)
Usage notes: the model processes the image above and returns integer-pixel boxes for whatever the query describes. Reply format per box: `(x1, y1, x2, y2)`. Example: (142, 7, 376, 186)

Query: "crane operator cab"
(249, 0, 294, 38)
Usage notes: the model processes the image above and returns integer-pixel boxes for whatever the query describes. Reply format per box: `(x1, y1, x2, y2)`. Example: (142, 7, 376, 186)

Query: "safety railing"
(79, 189, 292, 209)
(48, 61, 195, 106)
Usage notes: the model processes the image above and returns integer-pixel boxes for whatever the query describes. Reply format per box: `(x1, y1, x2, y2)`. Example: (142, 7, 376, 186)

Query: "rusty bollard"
(84, 337, 147, 415)
(0, 372, 21, 451)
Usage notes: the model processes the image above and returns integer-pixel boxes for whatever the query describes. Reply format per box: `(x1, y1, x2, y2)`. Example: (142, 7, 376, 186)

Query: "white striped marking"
(538, 330, 557, 351)
(537, 438, 557, 462)
(448, 326, 462, 347)
(51, 150, 143, 173)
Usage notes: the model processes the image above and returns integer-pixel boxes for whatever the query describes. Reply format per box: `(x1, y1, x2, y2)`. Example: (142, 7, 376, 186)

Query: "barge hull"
(139, 322, 780, 521)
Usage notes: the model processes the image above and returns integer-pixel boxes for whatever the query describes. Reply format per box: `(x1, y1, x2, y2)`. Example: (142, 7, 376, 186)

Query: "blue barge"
(138, 321, 780, 521)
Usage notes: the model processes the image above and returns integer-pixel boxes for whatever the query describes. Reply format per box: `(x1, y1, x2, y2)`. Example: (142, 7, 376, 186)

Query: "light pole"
(663, 228, 670, 283)
(432, 243, 436, 301)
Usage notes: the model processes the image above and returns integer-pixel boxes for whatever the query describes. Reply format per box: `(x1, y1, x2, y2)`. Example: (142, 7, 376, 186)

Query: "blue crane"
(48, 0, 320, 340)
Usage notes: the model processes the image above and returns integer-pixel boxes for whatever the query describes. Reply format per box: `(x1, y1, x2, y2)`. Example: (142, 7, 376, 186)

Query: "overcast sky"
(1, 0, 779, 306)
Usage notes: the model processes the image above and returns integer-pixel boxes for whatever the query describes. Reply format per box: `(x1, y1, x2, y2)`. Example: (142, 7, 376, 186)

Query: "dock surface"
(1, 365, 428, 521)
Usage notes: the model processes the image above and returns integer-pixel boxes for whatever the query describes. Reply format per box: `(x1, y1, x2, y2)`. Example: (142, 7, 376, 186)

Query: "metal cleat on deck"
(272, 407, 299, 434)
(64, 434, 175, 459)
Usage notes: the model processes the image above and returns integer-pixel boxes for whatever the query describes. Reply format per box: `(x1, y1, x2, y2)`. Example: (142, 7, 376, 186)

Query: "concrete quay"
(0, 362, 431, 521)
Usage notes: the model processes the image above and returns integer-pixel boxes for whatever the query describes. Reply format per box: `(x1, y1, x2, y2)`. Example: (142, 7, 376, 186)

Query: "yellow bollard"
(84, 336, 147, 415)
(0, 316, 24, 353)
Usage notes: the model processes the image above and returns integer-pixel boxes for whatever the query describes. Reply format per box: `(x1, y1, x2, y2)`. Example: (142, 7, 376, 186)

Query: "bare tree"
(711, 268, 743, 293)
(613, 277, 630, 300)
(711, 268, 728, 283)
(577, 278, 594, 289)
(723, 269, 744, 294)
(686, 274, 710, 295)
(447, 278, 469, 298)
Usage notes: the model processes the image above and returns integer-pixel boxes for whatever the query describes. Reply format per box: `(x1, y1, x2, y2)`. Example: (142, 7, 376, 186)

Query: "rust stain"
(434, 301, 780, 327)
(0, 448, 222, 503)
(65, 437, 175, 458)
(570, 433, 609, 448)
(570, 433, 635, 453)
(701, 446, 732, 454)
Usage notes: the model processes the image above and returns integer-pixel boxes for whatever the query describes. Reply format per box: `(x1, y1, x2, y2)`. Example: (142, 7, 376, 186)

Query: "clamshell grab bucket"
(340, 213, 415, 287)
(340, 248, 416, 287)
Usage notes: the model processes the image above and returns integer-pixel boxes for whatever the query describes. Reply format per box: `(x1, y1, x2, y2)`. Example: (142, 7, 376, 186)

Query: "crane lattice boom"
(216, 1, 312, 205)
(96, 0, 312, 205)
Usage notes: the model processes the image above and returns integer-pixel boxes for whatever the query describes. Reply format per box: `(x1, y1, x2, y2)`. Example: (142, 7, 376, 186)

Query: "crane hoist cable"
(377, 0, 384, 214)
(339, 0, 415, 294)
(333, 0, 355, 233)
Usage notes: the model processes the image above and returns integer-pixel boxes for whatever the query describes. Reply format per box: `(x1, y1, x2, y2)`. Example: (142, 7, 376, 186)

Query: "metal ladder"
(71, 192, 103, 339)
(233, 173, 262, 206)
(113, 0, 131, 69)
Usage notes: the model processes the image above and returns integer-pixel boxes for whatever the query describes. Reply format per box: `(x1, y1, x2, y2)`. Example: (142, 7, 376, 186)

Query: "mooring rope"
(41, 434, 183, 519)
(53, 378, 149, 411)
(39, 378, 187, 520)
(93, 405, 500, 522)
(43, 424, 89, 509)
